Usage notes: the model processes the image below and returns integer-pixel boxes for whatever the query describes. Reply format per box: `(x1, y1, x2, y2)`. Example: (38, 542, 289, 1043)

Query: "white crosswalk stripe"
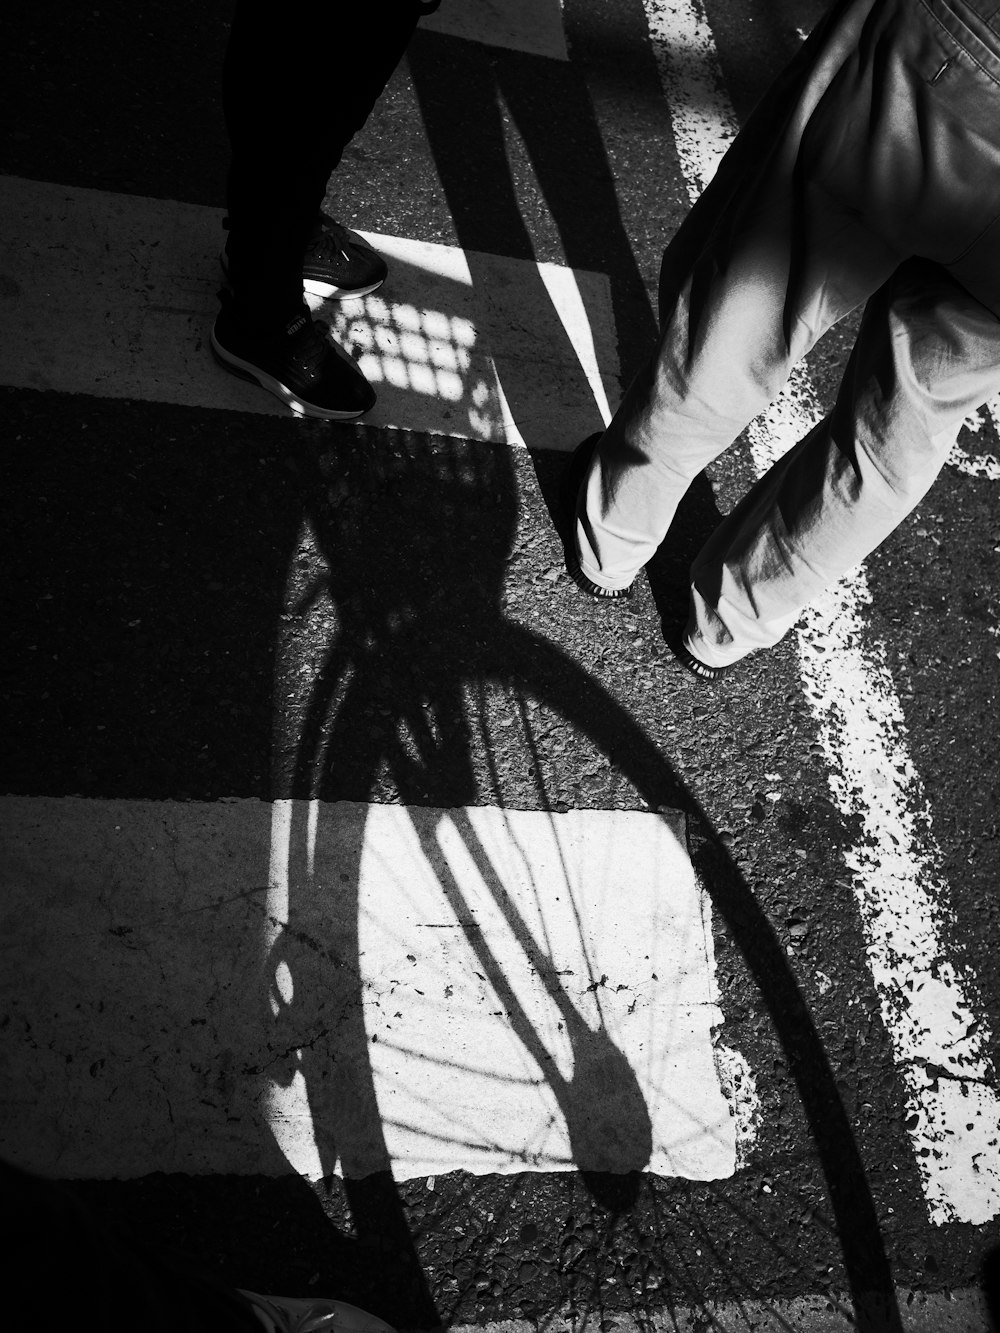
(0, 174, 615, 448)
(0, 796, 757, 1182)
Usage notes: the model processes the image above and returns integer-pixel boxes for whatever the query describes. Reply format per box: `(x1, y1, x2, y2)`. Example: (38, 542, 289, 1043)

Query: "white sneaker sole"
(304, 274, 386, 301)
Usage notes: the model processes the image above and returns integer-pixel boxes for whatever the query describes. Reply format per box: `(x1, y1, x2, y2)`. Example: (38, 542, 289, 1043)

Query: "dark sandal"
(566, 557, 633, 600)
(670, 638, 735, 681)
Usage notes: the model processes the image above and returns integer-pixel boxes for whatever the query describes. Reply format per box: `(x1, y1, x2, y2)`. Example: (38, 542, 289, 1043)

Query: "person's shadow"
(403, 12, 728, 612)
(406, 24, 645, 447)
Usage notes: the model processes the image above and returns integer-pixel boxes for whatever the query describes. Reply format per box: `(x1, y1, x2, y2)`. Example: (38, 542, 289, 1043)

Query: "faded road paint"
(753, 384, 1000, 1227)
(448, 1283, 990, 1333)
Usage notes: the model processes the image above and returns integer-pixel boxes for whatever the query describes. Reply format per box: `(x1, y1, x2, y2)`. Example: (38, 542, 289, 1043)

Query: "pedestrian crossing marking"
(324, 233, 614, 448)
(0, 175, 614, 450)
(452, 1287, 992, 1333)
(0, 796, 754, 1183)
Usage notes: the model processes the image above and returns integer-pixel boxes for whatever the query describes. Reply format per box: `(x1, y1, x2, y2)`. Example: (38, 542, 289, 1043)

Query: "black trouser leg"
(0, 1160, 260, 1333)
(222, 0, 421, 321)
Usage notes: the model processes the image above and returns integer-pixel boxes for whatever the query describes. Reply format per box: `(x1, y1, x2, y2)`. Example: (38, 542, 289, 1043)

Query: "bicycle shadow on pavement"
(0, 405, 909, 1331)
(0, 11, 909, 1330)
(269, 424, 908, 1333)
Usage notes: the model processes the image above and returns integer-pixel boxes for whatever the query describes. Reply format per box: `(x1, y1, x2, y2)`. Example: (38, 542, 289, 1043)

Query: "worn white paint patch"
(644, 0, 1000, 1222)
(750, 382, 1000, 1226)
(642, 0, 736, 202)
(419, 0, 568, 61)
(0, 175, 613, 450)
(983, 391, 1000, 441)
(0, 796, 744, 1183)
(713, 1044, 762, 1170)
(264, 800, 741, 1181)
(947, 446, 1000, 481)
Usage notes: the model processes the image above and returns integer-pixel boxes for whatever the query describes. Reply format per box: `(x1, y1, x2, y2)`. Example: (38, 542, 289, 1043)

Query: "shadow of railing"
(314, 241, 617, 450)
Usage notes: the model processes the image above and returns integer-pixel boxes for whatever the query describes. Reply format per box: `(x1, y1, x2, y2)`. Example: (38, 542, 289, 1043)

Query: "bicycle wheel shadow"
(265, 9, 907, 1327)
(264, 432, 659, 1201)
(265, 419, 906, 1333)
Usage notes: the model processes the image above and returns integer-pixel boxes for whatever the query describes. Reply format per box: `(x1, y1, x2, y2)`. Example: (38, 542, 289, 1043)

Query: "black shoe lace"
(308, 225, 351, 265)
(285, 319, 331, 384)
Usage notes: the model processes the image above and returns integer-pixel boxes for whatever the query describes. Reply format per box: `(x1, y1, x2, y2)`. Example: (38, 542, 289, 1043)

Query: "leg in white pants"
(687, 261, 1000, 667)
(574, 0, 1000, 658)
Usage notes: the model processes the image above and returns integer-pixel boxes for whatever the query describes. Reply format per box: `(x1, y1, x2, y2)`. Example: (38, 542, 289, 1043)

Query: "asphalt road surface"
(3, 1, 1000, 1330)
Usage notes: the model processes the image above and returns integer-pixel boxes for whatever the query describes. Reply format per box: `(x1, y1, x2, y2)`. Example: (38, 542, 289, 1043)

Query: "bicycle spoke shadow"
(0, 407, 906, 1333)
(267, 422, 906, 1333)
(0, 4, 910, 1327)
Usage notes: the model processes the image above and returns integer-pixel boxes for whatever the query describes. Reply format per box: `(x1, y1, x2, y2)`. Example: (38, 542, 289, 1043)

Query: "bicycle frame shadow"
(265, 423, 905, 1333)
(265, 9, 907, 1325)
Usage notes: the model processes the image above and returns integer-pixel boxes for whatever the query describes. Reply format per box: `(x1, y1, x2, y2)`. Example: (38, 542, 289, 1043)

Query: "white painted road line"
(420, 0, 569, 61)
(0, 796, 756, 1182)
(642, 0, 737, 204)
(448, 1286, 991, 1333)
(644, 0, 1000, 1224)
(954, 394, 1000, 480)
(753, 387, 1000, 1227)
(0, 174, 615, 449)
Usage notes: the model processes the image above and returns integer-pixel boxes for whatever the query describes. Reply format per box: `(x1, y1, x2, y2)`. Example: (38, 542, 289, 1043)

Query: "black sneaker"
(303, 220, 388, 300)
(211, 294, 376, 420)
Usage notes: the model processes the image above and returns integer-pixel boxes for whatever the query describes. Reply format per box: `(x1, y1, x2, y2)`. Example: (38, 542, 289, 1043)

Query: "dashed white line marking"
(643, 0, 1000, 1223)
(642, 0, 736, 202)
(0, 175, 614, 449)
(0, 795, 754, 1182)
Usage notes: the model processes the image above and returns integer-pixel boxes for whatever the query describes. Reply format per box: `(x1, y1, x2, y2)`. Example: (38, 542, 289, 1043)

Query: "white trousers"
(575, 0, 1000, 666)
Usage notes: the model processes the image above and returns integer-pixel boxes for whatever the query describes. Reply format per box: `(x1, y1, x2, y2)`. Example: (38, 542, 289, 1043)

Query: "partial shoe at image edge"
(239, 1290, 396, 1333)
